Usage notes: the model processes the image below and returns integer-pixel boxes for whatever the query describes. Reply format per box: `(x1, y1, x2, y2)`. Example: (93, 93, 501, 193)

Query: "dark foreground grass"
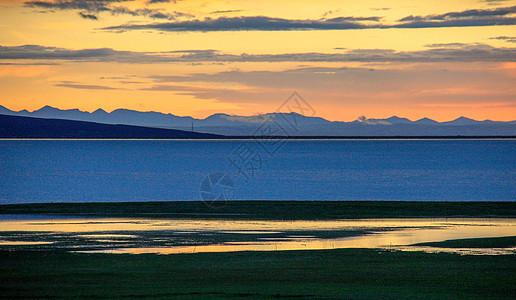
(1, 201, 515, 219)
(0, 249, 514, 299)
(415, 236, 516, 249)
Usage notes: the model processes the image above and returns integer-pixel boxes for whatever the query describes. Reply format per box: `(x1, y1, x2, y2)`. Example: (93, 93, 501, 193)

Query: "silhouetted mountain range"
(0, 114, 220, 139)
(0, 105, 515, 136)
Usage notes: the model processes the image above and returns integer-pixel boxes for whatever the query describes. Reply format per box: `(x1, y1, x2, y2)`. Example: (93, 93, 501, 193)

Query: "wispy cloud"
(357, 116, 391, 125)
(138, 65, 516, 110)
(398, 6, 516, 22)
(392, 16, 516, 28)
(0, 45, 146, 61)
(483, 0, 513, 6)
(109, 7, 192, 20)
(1, 43, 515, 63)
(103, 16, 371, 32)
(24, 0, 129, 13)
(101, 6, 516, 32)
(147, 0, 171, 4)
(210, 10, 243, 14)
(24, 0, 191, 20)
(393, 6, 516, 28)
(325, 16, 381, 22)
(0, 62, 59, 65)
(55, 83, 119, 90)
(490, 36, 516, 43)
(79, 12, 98, 20)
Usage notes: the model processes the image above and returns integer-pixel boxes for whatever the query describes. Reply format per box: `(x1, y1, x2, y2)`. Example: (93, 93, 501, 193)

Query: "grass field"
(414, 236, 516, 249)
(1, 201, 515, 219)
(1, 201, 514, 299)
(0, 248, 515, 299)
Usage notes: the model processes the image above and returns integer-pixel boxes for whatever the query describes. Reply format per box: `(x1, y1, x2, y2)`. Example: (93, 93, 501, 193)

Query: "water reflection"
(0, 217, 514, 255)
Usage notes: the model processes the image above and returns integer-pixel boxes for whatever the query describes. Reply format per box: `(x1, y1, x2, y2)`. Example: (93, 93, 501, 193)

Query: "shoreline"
(1, 201, 514, 220)
(1, 136, 516, 140)
(2, 202, 514, 298)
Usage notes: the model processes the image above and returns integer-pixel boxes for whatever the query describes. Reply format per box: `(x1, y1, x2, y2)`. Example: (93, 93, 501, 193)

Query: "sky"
(0, 0, 515, 121)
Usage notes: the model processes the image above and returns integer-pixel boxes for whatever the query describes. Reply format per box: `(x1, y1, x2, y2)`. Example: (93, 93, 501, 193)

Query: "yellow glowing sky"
(0, 0, 515, 121)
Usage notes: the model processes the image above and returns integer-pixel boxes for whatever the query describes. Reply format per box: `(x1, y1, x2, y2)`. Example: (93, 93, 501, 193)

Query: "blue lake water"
(0, 139, 514, 204)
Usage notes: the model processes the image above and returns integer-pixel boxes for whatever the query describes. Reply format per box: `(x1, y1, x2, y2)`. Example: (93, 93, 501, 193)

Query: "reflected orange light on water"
(1, 218, 514, 254)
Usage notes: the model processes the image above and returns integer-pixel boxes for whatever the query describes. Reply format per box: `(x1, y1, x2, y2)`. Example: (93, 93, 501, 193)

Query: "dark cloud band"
(490, 36, 516, 43)
(398, 6, 516, 22)
(1, 44, 515, 63)
(98, 6, 516, 32)
(25, 0, 191, 20)
(55, 83, 119, 90)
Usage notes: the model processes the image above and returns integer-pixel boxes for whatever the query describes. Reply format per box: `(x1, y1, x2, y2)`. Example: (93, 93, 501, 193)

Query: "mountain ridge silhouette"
(1, 105, 514, 136)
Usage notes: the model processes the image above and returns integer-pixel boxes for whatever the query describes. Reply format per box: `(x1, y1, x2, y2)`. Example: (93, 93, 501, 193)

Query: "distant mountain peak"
(93, 108, 108, 114)
(0, 104, 12, 113)
(443, 116, 479, 126)
(455, 116, 474, 121)
(384, 116, 412, 124)
(358, 115, 413, 125)
(1, 105, 514, 136)
(205, 113, 231, 119)
(415, 117, 439, 125)
(35, 105, 59, 112)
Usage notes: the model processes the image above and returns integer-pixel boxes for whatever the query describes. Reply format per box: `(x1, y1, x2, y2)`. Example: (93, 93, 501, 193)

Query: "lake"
(0, 139, 514, 204)
(0, 217, 514, 255)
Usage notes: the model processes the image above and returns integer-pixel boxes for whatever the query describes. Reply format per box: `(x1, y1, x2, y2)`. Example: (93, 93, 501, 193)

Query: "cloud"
(393, 6, 516, 28)
(0, 62, 59, 65)
(165, 49, 219, 54)
(25, 0, 191, 20)
(144, 66, 507, 92)
(392, 16, 516, 28)
(398, 6, 516, 22)
(102, 16, 373, 32)
(79, 12, 98, 20)
(483, 0, 512, 5)
(109, 7, 191, 20)
(424, 43, 471, 48)
(0, 45, 144, 61)
(25, 0, 130, 13)
(210, 10, 243, 14)
(1, 43, 515, 63)
(140, 84, 234, 93)
(147, 0, 170, 3)
(55, 83, 119, 90)
(357, 116, 391, 125)
(490, 36, 516, 43)
(147, 0, 181, 3)
(138, 65, 516, 109)
(101, 6, 516, 32)
(325, 16, 381, 22)
(322, 9, 339, 18)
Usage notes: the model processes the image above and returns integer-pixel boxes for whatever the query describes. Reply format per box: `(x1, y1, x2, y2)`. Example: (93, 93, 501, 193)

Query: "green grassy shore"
(1, 201, 514, 299)
(0, 248, 514, 299)
(415, 236, 516, 249)
(1, 201, 515, 219)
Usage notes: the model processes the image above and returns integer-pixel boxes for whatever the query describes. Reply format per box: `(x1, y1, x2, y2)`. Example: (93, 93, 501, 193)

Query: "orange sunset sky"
(0, 0, 515, 121)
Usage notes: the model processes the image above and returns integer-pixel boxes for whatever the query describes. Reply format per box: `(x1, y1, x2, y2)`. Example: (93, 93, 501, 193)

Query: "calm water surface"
(0, 139, 514, 203)
(0, 217, 514, 255)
